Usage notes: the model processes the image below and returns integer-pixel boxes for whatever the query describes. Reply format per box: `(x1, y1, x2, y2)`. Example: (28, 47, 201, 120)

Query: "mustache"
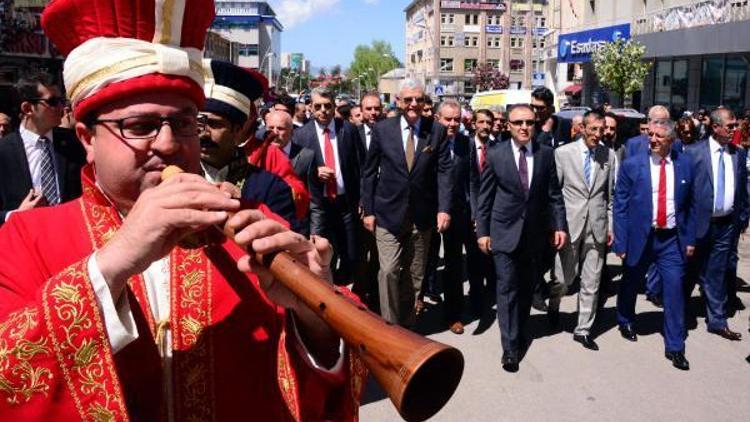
(200, 138, 218, 149)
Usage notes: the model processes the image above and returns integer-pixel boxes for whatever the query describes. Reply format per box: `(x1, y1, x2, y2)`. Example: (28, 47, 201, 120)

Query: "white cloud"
(269, 0, 340, 29)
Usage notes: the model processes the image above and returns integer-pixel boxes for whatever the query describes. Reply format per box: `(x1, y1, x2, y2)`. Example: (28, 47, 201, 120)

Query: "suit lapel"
(589, 144, 607, 194)
(413, 118, 431, 166)
(528, 142, 543, 199)
(641, 154, 654, 218)
(52, 130, 69, 196)
(702, 140, 714, 187)
(307, 123, 324, 165)
(11, 133, 33, 189)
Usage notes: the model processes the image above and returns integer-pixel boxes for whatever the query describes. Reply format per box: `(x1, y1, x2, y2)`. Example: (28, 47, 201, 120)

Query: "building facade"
(551, 0, 750, 114)
(405, 0, 553, 100)
(212, 1, 283, 86)
(204, 31, 240, 64)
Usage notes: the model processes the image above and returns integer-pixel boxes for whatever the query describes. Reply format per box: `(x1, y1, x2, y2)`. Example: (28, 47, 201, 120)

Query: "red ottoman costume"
(0, 1, 365, 420)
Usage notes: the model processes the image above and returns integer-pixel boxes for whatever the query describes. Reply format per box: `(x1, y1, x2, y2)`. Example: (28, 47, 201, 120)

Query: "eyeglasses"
(401, 96, 425, 104)
(93, 114, 204, 143)
(313, 103, 334, 111)
(531, 104, 547, 111)
(509, 119, 535, 127)
(29, 97, 66, 107)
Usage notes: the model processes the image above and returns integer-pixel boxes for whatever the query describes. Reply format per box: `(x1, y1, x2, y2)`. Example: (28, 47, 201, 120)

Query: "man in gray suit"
(549, 110, 618, 351)
(266, 110, 317, 236)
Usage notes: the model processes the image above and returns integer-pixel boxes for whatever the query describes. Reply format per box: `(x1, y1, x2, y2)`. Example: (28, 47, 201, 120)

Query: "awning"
(564, 84, 582, 95)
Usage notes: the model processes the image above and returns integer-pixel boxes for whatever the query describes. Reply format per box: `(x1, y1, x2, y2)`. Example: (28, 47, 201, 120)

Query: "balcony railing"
(632, 0, 750, 36)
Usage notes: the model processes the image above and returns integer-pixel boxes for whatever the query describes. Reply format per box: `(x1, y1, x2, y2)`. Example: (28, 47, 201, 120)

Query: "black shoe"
(646, 294, 663, 308)
(729, 296, 745, 311)
(619, 325, 637, 342)
(547, 309, 560, 328)
(707, 326, 742, 341)
(746, 355, 750, 365)
(573, 334, 599, 351)
(665, 351, 690, 370)
(532, 296, 548, 312)
(501, 352, 519, 373)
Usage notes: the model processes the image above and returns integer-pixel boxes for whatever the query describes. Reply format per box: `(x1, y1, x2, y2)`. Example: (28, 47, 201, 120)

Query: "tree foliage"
(473, 63, 510, 92)
(348, 40, 401, 94)
(592, 38, 651, 106)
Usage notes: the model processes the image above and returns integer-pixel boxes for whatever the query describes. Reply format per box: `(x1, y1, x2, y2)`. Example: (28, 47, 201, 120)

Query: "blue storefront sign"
(485, 25, 503, 34)
(558, 24, 630, 63)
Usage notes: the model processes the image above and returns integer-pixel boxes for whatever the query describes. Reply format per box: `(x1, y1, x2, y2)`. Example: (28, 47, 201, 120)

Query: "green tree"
(591, 38, 651, 107)
(348, 40, 401, 96)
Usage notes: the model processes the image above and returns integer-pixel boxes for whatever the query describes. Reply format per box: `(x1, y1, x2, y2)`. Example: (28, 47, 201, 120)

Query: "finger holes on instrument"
(318, 302, 327, 312)
(334, 290, 343, 296)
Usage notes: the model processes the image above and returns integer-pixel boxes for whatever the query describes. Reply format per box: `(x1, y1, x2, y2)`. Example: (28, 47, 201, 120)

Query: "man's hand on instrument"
(228, 211, 340, 367)
(229, 210, 334, 308)
(96, 173, 240, 296)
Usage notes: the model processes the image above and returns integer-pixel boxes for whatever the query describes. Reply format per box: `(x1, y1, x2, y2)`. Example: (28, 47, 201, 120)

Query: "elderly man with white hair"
(361, 79, 454, 328)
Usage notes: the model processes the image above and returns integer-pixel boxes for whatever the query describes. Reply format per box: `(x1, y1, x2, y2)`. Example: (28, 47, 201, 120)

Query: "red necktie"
(657, 158, 667, 228)
(479, 143, 487, 172)
(323, 128, 336, 199)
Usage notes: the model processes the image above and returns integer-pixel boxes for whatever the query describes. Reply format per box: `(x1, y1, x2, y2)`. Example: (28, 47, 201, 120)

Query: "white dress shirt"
(650, 153, 676, 229)
(314, 120, 345, 194)
(511, 139, 534, 186)
(363, 124, 373, 151)
(200, 161, 229, 184)
(400, 116, 422, 154)
(19, 124, 60, 195)
(709, 137, 735, 217)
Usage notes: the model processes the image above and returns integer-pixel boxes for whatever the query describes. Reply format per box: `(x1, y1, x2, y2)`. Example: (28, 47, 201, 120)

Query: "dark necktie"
(38, 136, 59, 205)
(479, 143, 487, 172)
(405, 126, 415, 171)
(518, 145, 529, 196)
(323, 128, 336, 199)
(657, 158, 667, 228)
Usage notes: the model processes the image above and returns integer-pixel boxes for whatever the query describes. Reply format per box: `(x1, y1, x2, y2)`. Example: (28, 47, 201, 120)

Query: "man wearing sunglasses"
(0, 72, 85, 226)
(476, 104, 567, 372)
(684, 108, 748, 341)
(293, 87, 365, 285)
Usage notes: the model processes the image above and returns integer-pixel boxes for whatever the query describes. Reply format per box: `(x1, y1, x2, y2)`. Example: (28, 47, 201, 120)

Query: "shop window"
(671, 60, 688, 112)
(654, 60, 671, 105)
(700, 57, 724, 109)
(723, 56, 748, 111)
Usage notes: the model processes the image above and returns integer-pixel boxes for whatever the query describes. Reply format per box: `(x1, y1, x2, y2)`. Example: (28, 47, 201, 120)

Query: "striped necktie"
(38, 136, 59, 205)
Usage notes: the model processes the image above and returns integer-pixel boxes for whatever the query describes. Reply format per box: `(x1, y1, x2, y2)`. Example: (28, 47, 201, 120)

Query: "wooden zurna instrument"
(162, 166, 464, 421)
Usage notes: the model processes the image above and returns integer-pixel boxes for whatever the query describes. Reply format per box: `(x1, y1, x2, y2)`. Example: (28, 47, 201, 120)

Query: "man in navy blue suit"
(476, 104, 568, 372)
(685, 108, 748, 341)
(293, 87, 365, 284)
(361, 79, 453, 328)
(613, 121, 696, 370)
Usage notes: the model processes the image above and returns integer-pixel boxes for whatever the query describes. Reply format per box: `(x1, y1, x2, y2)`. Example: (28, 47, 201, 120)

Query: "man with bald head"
(624, 105, 682, 158)
(0, 112, 12, 137)
(266, 110, 316, 236)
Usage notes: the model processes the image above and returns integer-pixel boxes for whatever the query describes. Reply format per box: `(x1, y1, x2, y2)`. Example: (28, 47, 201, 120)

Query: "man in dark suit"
(613, 121, 696, 370)
(685, 108, 748, 341)
(361, 79, 453, 328)
(266, 110, 316, 237)
(293, 87, 364, 283)
(0, 73, 85, 225)
(354, 92, 384, 306)
(434, 100, 473, 334)
(468, 109, 498, 320)
(531, 87, 561, 148)
(476, 104, 568, 372)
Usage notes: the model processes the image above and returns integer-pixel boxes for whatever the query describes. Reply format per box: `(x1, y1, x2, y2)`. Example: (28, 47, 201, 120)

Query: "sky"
(267, 0, 409, 71)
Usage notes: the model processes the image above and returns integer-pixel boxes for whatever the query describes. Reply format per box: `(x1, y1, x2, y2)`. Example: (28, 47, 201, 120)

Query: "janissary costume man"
(0, 0, 365, 420)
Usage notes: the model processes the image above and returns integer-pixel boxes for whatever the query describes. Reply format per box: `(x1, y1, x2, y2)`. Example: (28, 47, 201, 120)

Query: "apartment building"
(405, 0, 553, 100)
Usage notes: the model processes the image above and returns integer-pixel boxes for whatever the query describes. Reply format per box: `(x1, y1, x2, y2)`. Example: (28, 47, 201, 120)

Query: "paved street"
(360, 239, 750, 421)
